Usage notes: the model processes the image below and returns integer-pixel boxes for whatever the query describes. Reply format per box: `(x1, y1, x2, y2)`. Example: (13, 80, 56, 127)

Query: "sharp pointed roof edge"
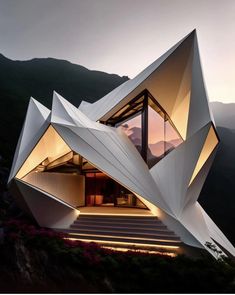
(79, 30, 197, 121)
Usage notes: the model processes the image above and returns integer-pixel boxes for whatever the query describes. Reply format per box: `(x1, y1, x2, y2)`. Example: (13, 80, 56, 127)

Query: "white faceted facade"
(9, 30, 235, 258)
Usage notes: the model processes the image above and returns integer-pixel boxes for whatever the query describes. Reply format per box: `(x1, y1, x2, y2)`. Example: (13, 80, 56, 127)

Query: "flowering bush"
(3, 217, 168, 269)
(2, 217, 235, 292)
(3, 218, 115, 267)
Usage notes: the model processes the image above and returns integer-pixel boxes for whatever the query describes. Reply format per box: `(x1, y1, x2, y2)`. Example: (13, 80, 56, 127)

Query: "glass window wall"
(117, 112, 142, 154)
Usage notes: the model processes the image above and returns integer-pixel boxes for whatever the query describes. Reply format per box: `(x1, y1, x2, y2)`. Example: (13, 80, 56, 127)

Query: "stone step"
(75, 218, 161, 226)
(64, 213, 182, 254)
(73, 220, 164, 228)
(78, 214, 157, 222)
(67, 227, 179, 240)
(71, 223, 170, 233)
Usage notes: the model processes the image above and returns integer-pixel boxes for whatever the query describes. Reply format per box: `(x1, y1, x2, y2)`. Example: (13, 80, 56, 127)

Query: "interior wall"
(23, 172, 85, 208)
(16, 125, 71, 179)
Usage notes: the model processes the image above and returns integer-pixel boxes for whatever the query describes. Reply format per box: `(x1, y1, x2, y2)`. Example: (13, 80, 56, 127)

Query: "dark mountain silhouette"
(0, 53, 129, 165)
(199, 126, 235, 244)
(199, 102, 235, 244)
(210, 101, 235, 129)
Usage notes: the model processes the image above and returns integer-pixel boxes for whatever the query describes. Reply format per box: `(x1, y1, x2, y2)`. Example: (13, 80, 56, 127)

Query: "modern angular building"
(8, 30, 235, 258)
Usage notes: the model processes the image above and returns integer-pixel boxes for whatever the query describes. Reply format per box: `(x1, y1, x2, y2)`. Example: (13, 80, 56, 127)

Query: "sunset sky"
(0, 0, 235, 103)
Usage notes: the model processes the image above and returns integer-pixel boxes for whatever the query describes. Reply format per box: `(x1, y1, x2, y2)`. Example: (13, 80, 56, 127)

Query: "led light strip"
(101, 246, 177, 257)
(66, 232, 181, 243)
(79, 213, 154, 217)
(64, 237, 180, 249)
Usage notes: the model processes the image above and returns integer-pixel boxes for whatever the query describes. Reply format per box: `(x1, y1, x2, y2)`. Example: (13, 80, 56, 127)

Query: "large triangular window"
(105, 90, 183, 168)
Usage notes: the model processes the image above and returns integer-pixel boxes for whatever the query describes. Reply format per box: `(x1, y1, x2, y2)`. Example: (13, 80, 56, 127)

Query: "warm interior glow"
(144, 36, 193, 140)
(79, 213, 152, 217)
(146, 52, 192, 140)
(67, 232, 181, 243)
(134, 193, 160, 216)
(16, 124, 149, 211)
(46, 151, 73, 170)
(84, 170, 147, 209)
(97, 246, 177, 256)
(105, 34, 194, 140)
(189, 125, 219, 186)
(16, 125, 71, 179)
(23, 172, 85, 207)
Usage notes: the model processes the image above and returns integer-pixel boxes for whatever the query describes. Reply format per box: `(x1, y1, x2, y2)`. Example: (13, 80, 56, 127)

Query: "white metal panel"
(23, 172, 85, 208)
(150, 124, 210, 217)
(53, 123, 172, 215)
(8, 98, 50, 182)
(186, 32, 212, 138)
(51, 93, 171, 213)
(200, 205, 235, 256)
(15, 125, 71, 180)
(80, 31, 195, 122)
(19, 98, 50, 154)
(184, 147, 217, 209)
(15, 179, 79, 229)
(8, 121, 50, 182)
(179, 202, 226, 258)
(156, 206, 203, 249)
(51, 92, 76, 126)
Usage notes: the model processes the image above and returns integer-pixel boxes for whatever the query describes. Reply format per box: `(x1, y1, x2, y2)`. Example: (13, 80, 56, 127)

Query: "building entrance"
(84, 171, 147, 209)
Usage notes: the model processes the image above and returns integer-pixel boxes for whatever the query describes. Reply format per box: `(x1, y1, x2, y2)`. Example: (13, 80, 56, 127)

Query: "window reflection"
(118, 113, 142, 154)
(147, 106, 165, 168)
(165, 120, 183, 151)
(85, 171, 147, 208)
(113, 92, 183, 168)
(147, 105, 183, 168)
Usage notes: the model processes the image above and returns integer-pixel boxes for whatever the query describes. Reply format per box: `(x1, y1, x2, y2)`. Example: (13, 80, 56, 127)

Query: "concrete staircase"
(64, 214, 182, 255)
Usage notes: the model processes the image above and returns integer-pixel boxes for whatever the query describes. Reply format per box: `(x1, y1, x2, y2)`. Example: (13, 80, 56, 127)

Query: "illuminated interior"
(85, 171, 146, 208)
(16, 125, 148, 210)
(14, 89, 217, 213)
(101, 33, 194, 141)
(113, 91, 183, 168)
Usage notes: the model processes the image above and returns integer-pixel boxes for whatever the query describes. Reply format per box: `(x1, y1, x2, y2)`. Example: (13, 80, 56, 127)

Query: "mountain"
(199, 126, 235, 245)
(149, 141, 174, 157)
(210, 101, 235, 129)
(0, 53, 129, 165)
(203, 102, 235, 244)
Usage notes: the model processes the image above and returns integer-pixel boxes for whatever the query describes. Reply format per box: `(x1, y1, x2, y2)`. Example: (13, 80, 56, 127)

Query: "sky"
(0, 0, 235, 103)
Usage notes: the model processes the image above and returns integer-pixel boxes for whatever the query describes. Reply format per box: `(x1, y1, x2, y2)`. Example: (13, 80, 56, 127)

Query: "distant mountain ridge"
(0, 53, 128, 165)
(0, 53, 129, 107)
(210, 101, 235, 129)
